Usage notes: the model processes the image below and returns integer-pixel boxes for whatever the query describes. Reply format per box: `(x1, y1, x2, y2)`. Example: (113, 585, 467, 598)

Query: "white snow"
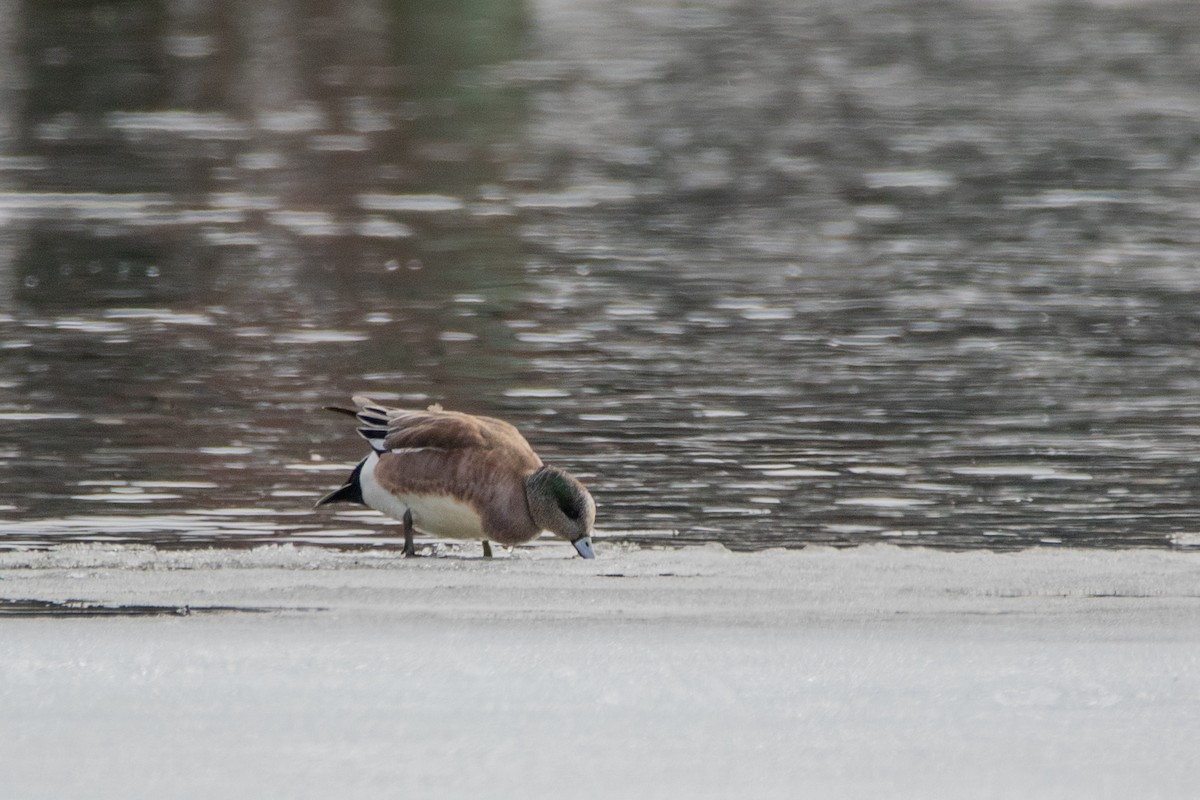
(2, 543, 1199, 800)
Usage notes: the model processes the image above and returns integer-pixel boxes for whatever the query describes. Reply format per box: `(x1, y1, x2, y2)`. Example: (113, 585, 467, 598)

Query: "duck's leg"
(402, 509, 416, 557)
(482, 540, 493, 559)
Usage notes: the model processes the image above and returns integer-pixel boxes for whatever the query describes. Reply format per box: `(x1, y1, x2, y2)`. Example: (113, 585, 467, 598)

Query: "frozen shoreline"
(3, 543, 1199, 799)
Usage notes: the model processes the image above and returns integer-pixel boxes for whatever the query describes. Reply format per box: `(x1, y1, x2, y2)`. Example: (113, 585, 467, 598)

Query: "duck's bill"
(572, 535, 596, 559)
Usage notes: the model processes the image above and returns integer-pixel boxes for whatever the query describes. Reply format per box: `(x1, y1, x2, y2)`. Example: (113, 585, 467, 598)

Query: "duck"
(315, 396, 596, 559)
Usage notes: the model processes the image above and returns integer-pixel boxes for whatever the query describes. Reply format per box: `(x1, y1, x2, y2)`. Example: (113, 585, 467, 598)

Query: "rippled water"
(3, 0, 1200, 552)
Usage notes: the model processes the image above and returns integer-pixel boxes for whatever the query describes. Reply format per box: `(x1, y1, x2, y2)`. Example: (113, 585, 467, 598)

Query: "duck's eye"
(549, 474, 581, 519)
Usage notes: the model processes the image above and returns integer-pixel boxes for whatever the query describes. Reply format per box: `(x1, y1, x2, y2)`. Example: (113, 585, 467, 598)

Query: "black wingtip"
(313, 457, 367, 508)
(314, 482, 363, 508)
(323, 405, 360, 418)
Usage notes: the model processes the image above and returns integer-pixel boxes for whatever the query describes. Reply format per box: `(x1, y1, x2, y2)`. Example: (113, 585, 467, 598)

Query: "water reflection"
(2, 1, 1200, 552)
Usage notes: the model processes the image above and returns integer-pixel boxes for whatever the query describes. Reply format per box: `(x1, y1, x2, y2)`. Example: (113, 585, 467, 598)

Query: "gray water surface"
(2, 0, 1200, 552)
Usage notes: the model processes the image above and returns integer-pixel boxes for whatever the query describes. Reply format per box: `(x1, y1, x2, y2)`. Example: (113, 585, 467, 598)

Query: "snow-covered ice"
(2, 543, 1199, 799)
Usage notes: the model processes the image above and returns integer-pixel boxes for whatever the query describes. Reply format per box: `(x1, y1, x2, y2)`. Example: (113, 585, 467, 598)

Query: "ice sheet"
(2, 544, 1199, 800)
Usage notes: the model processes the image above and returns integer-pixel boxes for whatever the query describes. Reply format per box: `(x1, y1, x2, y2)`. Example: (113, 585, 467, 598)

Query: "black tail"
(314, 457, 367, 508)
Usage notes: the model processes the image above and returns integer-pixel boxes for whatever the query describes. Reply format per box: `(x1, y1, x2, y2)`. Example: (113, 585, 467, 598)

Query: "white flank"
(358, 452, 486, 540)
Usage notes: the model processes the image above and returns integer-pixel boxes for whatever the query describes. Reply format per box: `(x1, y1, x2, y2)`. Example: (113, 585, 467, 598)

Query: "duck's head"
(526, 466, 596, 558)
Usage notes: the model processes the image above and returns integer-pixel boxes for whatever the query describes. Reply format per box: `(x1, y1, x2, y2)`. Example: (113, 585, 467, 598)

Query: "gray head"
(525, 466, 596, 558)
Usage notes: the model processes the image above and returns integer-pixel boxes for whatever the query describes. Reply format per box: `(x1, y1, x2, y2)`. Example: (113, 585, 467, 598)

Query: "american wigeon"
(316, 396, 596, 558)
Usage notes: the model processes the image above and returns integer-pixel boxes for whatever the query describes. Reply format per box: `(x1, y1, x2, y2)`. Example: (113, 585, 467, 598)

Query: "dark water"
(2, 0, 1200, 552)
(0, 598, 273, 617)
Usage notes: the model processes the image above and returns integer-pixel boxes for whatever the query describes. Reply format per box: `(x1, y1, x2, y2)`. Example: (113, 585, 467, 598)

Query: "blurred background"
(1, 0, 1199, 551)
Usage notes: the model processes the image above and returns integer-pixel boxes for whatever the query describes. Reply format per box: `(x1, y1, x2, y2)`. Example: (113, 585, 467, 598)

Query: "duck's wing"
(347, 396, 536, 459)
(346, 397, 544, 543)
(370, 443, 541, 544)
